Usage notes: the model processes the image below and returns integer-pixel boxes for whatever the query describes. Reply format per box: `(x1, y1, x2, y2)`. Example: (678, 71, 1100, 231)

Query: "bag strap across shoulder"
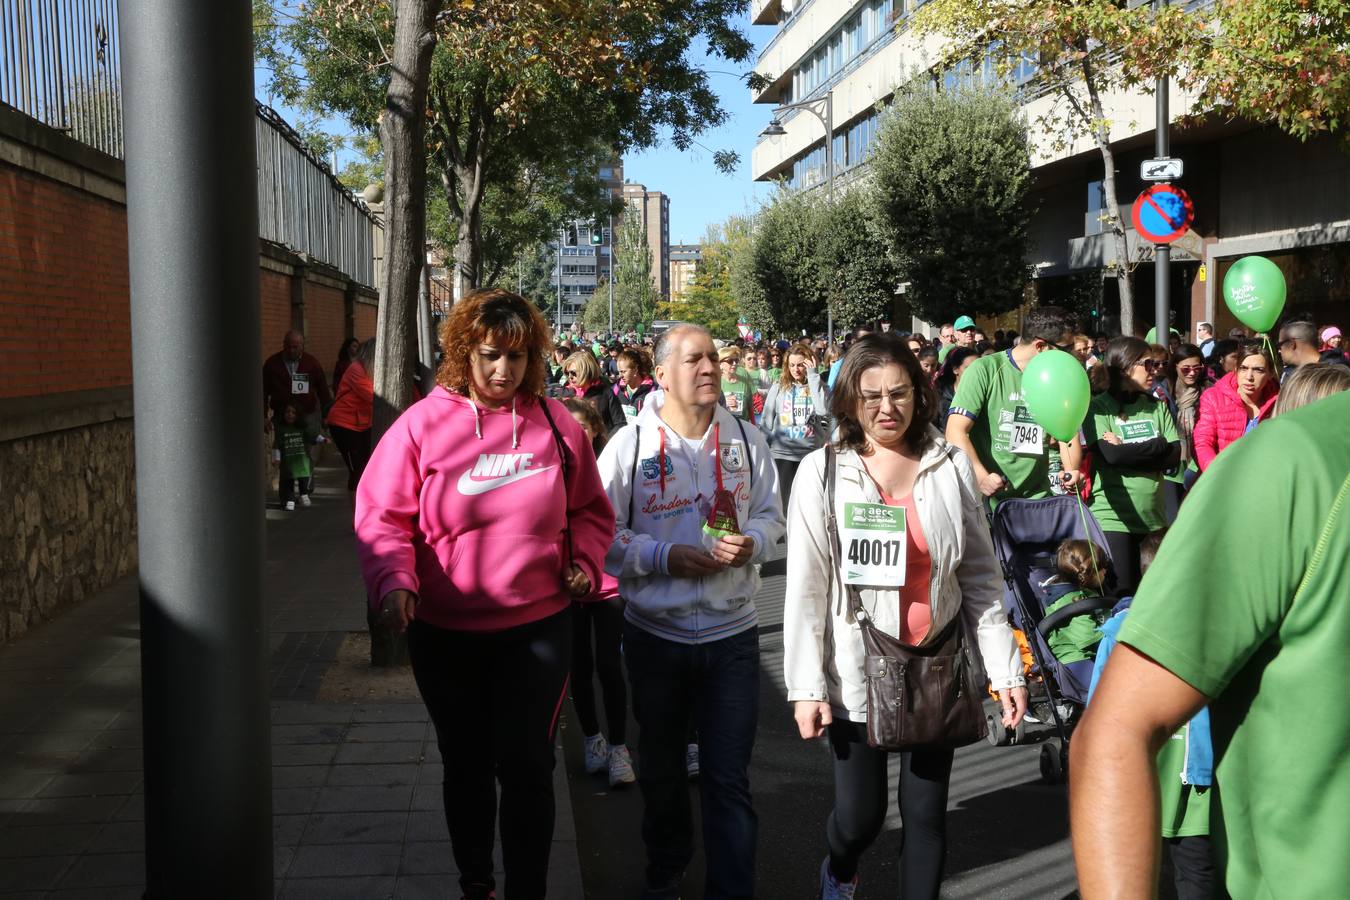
(538, 398, 575, 570)
(822, 445, 866, 623)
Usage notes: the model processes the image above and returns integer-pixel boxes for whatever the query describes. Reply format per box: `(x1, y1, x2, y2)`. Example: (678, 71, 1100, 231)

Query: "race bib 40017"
(840, 502, 906, 587)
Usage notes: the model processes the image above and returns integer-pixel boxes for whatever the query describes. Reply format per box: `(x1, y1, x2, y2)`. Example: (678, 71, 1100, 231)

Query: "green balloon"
(1021, 349, 1091, 444)
(1223, 256, 1286, 334)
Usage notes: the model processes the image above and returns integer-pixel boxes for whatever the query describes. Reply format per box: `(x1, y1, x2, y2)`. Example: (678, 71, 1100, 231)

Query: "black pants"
(408, 607, 573, 900)
(1105, 530, 1147, 597)
(1167, 835, 1215, 900)
(279, 475, 311, 504)
(825, 720, 955, 900)
(775, 457, 803, 515)
(571, 598, 627, 745)
(329, 424, 372, 491)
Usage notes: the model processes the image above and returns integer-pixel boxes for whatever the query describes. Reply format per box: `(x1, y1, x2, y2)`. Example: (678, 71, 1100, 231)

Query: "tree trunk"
(1080, 56, 1134, 336)
(374, 0, 438, 442)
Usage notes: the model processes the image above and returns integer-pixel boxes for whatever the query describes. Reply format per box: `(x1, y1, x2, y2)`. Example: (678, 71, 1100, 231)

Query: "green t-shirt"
(721, 377, 752, 420)
(767, 367, 783, 384)
(1082, 392, 1178, 534)
(1118, 390, 1350, 899)
(275, 424, 316, 480)
(1157, 725, 1211, 838)
(1044, 588, 1109, 664)
(949, 350, 1051, 500)
(938, 343, 955, 364)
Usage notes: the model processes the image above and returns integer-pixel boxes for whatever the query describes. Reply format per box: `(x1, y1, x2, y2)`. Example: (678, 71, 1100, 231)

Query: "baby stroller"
(987, 495, 1117, 783)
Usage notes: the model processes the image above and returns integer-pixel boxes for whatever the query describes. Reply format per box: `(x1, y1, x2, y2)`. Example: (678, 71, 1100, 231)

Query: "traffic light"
(565, 224, 578, 246)
(590, 228, 603, 246)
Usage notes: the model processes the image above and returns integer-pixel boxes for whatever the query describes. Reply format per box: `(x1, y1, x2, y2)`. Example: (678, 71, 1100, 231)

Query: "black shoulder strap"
(628, 424, 640, 523)
(734, 416, 754, 489)
(537, 398, 574, 567)
(822, 446, 865, 622)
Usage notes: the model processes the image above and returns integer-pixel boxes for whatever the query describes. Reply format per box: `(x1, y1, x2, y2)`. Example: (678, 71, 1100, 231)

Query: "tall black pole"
(118, 1, 271, 897)
(1154, 0, 1170, 341)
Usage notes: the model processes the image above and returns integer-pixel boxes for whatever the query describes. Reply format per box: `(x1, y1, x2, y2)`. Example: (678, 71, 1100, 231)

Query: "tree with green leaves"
(608, 213, 659, 333)
(869, 83, 1032, 324)
(656, 222, 744, 339)
(818, 187, 903, 330)
(256, 0, 754, 301)
(739, 189, 826, 336)
(911, 0, 1192, 336)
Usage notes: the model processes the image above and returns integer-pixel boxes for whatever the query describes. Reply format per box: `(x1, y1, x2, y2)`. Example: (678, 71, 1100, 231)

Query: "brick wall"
(305, 281, 347, 385)
(259, 268, 293, 364)
(354, 300, 378, 343)
(0, 166, 131, 399)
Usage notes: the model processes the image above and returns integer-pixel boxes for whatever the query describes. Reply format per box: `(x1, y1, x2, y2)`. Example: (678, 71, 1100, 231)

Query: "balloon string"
(1263, 334, 1279, 382)
(1074, 491, 1106, 595)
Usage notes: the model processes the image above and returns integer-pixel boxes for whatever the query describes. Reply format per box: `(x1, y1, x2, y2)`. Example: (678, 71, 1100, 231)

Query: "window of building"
(1086, 180, 1107, 236)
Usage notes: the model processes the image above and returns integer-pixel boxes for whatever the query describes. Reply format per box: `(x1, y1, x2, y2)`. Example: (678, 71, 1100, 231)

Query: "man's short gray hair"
(652, 323, 711, 367)
(1280, 319, 1318, 345)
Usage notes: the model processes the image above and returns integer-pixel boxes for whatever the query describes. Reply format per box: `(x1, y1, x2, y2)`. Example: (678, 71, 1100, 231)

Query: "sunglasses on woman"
(1176, 365, 1205, 375)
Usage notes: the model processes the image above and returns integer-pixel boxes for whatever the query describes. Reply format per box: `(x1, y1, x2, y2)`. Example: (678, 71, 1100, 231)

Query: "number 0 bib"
(839, 501, 906, 587)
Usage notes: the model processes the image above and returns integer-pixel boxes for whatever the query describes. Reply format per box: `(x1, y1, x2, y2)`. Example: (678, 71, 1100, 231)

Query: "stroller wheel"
(1013, 716, 1026, 745)
(1040, 740, 1067, 784)
(985, 712, 1009, 746)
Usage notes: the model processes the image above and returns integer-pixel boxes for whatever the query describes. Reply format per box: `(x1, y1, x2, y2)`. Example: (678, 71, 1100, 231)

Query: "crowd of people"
(255, 288, 1350, 900)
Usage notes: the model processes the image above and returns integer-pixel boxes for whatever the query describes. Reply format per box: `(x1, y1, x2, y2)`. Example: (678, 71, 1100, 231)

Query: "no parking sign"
(1132, 184, 1194, 244)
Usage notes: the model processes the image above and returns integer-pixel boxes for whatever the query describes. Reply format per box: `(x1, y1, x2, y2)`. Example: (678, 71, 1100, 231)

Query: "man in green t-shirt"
(945, 306, 1083, 500)
(1070, 390, 1350, 899)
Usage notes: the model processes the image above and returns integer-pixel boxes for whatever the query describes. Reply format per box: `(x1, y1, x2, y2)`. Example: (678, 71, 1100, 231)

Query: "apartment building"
(621, 182, 672, 301)
(750, 0, 1350, 335)
(669, 244, 702, 302)
(547, 161, 624, 327)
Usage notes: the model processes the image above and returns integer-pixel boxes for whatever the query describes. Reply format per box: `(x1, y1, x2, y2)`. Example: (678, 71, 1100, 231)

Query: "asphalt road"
(560, 572, 1136, 899)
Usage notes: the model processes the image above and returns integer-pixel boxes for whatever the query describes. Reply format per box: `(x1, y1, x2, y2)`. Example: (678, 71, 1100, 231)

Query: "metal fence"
(255, 103, 380, 289)
(0, 0, 123, 157)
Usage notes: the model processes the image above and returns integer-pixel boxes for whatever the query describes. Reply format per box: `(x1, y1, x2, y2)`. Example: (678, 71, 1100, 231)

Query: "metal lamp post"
(761, 89, 834, 346)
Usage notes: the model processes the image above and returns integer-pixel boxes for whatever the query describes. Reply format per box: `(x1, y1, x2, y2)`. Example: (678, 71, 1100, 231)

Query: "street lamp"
(760, 89, 835, 346)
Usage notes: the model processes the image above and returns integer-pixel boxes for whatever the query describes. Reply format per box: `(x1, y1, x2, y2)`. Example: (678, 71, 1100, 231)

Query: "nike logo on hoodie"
(457, 453, 552, 495)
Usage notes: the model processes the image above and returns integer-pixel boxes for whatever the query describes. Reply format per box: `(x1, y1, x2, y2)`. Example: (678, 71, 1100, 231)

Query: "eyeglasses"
(1278, 338, 1297, 350)
(861, 386, 915, 410)
(564, 370, 580, 379)
(1176, 365, 1205, 375)
(1134, 359, 1161, 372)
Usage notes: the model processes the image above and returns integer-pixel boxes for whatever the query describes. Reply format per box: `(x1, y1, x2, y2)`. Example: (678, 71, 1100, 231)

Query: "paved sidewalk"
(0, 462, 584, 899)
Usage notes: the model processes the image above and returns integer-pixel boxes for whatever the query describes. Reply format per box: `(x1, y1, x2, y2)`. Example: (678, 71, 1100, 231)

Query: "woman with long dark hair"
(333, 336, 361, 392)
(1193, 340, 1278, 471)
(326, 337, 377, 496)
(783, 333, 1027, 900)
(1082, 337, 1181, 594)
(932, 346, 978, 429)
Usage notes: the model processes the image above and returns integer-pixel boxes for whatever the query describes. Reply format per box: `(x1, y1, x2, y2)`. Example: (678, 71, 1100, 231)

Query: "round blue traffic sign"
(1132, 184, 1194, 244)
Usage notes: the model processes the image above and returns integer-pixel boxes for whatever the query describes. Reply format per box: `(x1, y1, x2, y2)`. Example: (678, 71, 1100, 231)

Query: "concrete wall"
(0, 106, 379, 646)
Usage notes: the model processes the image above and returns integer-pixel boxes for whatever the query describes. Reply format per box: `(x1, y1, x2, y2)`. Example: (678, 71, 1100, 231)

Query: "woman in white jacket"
(783, 332, 1028, 900)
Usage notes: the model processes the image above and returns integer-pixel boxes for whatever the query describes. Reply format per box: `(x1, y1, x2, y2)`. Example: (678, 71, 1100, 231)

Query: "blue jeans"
(623, 622, 760, 900)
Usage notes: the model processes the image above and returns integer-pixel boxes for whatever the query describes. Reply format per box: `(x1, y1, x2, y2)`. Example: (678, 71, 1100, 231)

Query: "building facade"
(750, 0, 1350, 337)
(669, 243, 702, 302)
(546, 161, 624, 328)
(621, 182, 672, 301)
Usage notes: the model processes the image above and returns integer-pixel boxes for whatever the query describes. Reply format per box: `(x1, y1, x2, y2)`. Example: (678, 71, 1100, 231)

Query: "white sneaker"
(284, 500, 296, 511)
(299, 494, 312, 507)
(818, 857, 858, 900)
(685, 743, 700, 781)
(583, 733, 609, 775)
(608, 744, 636, 786)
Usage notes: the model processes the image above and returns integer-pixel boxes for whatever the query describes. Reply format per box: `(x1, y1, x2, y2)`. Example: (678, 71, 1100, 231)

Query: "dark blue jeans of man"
(623, 621, 760, 900)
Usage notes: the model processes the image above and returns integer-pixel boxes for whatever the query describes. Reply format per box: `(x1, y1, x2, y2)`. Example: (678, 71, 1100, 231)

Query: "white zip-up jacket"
(784, 428, 1025, 721)
(598, 392, 785, 644)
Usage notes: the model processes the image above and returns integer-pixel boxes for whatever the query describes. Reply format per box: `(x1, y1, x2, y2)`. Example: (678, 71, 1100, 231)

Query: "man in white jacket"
(598, 323, 784, 900)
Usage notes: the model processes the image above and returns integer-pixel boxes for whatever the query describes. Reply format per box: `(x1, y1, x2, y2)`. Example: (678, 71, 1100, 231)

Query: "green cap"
(954, 315, 976, 331)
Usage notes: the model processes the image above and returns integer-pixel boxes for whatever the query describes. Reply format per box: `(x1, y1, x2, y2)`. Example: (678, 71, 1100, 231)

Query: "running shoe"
(818, 857, 858, 900)
(583, 733, 609, 775)
(284, 500, 296, 511)
(608, 744, 636, 786)
(685, 743, 700, 781)
(299, 494, 312, 507)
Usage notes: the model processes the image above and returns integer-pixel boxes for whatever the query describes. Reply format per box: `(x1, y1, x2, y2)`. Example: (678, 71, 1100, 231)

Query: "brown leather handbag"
(824, 447, 988, 751)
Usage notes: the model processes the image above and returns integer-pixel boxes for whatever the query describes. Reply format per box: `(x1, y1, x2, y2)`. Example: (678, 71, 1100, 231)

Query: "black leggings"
(775, 457, 803, 515)
(328, 424, 372, 491)
(825, 720, 955, 899)
(408, 607, 573, 900)
(571, 598, 627, 745)
(1105, 530, 1146, 597)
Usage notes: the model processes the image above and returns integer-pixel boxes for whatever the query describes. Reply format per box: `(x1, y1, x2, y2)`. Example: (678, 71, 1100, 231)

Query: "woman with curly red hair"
(354, 289, 614, 900)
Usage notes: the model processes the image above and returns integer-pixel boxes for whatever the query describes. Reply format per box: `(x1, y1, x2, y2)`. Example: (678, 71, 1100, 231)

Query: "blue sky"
(254, 12, 778, 246)
(622, 29, 779, 245)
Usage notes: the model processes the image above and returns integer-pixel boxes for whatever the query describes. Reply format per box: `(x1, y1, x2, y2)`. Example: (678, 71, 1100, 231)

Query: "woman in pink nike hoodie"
(355, 289, 613, 900)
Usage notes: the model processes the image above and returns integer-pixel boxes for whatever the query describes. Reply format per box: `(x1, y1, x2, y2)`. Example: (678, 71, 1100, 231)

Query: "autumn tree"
(656, 222, 747, 339)
(869, 83, 1032, 323)
(607, 214, 660, 333)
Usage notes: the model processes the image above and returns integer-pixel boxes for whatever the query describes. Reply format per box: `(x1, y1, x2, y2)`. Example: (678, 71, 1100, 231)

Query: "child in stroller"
(1043, 538, 1112, 666)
